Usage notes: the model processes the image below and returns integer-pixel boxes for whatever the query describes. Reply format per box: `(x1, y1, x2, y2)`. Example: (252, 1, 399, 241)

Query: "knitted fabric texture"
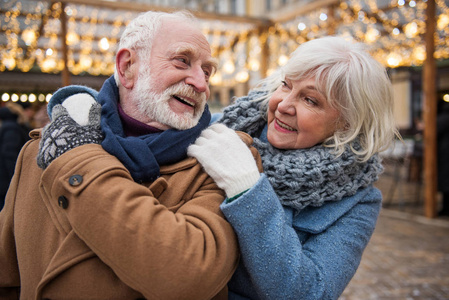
(48, 76, 212, 182)
(219, 90, 384, 212)
(37, 104, 104, 169)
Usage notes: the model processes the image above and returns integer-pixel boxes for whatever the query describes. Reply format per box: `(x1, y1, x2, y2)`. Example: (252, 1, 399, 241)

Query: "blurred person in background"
(30, 103, 50, 129)
(0, 102, 30, 211)
(188, 36, 400, 300)
(437, 100, 449, 216)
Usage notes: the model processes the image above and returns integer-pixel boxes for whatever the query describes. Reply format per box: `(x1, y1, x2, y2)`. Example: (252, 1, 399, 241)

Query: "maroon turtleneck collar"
(117, 103, 163, 136)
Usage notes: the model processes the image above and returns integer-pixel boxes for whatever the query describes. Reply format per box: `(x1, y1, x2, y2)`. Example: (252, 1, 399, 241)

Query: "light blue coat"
(211, 112, 382, 299)
(220, 175, 381, 300)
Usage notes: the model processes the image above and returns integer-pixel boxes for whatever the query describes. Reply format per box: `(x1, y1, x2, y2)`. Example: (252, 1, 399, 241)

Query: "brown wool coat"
(0, 129, 260, 300)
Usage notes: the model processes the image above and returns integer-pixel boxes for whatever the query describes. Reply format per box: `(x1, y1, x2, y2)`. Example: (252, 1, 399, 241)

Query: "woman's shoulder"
(291, 186, 382, 232)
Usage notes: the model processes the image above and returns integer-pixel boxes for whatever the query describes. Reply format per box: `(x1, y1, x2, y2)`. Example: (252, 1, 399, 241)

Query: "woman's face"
(267, 77, 342, 150)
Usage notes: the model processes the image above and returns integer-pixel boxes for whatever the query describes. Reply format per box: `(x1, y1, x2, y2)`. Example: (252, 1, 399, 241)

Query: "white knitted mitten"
(187, 123, 260, 198)
(61, 93, 97, 126)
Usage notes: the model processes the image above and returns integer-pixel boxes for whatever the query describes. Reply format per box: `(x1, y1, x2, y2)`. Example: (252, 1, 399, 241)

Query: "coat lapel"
(290, 187, 380, 234)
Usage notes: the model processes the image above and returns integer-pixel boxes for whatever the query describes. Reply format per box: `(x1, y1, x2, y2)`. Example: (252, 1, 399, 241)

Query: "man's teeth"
(174, 95, 194, 107)
(276, 119, 296, 131)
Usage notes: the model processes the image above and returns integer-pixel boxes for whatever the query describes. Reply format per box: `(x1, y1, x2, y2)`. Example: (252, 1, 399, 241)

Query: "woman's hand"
(188, 124, 260, 198)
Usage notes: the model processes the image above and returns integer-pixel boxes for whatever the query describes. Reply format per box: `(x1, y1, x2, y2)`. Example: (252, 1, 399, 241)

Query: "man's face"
(131, 19, 215, 130)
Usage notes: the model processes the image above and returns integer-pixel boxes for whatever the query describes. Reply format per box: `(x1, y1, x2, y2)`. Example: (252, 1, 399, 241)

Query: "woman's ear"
(116, 49, 137, 89)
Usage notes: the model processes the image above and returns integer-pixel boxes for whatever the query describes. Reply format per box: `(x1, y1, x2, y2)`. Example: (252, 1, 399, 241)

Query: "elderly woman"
(187, 36, 399, 300)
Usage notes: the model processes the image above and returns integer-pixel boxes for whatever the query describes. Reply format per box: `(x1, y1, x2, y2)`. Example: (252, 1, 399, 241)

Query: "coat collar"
(285, 186, 381, 234)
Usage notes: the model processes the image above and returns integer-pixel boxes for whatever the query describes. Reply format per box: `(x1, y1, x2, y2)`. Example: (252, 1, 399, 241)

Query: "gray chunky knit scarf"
(219, 91, 384, 212)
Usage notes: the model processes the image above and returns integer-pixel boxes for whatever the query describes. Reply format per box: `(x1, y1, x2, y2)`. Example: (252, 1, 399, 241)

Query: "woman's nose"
(277, 95, 296, 115)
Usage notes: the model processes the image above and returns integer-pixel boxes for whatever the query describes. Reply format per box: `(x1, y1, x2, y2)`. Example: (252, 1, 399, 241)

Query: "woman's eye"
(305, 97, 317, 106)
(281, 80, 290, 89)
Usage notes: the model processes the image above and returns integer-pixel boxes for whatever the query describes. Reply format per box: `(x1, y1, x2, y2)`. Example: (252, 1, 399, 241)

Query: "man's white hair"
(113, 10, 199, 86)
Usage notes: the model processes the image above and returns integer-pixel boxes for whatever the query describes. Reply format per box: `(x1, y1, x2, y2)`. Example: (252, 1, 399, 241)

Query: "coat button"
(58, 196, 69, 209)
(69, 175, 83, 186)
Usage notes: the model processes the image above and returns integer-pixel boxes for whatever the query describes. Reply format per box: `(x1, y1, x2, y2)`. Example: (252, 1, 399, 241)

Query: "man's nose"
(185, 65, 208, 94)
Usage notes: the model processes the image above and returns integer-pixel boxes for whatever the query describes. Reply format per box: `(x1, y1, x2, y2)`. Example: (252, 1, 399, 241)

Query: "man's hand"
(188, 123, 260, 198)
(37, 103, 104, 169)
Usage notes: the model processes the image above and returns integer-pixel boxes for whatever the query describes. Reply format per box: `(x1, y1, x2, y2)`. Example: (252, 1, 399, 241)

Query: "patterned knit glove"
(37, 103, 104, 169)
(187, 123, 260, 198)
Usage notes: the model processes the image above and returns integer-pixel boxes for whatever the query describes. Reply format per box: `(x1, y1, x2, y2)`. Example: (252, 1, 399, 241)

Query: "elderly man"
(0, 10, 260, 300)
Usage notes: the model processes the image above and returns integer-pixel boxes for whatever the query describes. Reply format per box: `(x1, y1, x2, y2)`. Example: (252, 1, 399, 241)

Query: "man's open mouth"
(173, 95, 195, 107)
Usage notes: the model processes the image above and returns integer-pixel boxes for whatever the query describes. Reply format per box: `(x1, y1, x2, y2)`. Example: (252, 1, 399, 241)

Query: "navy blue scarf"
(49, 76, 211, 182)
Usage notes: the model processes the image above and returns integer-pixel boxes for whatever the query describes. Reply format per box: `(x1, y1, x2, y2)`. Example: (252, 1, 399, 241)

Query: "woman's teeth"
(276, 119, 296, 131)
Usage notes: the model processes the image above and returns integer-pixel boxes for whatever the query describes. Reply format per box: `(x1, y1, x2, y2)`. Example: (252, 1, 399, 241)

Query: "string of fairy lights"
(0, 0, 449, 94)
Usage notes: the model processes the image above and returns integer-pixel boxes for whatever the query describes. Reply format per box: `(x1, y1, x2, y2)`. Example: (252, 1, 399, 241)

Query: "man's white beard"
(132, 71, 207, 130)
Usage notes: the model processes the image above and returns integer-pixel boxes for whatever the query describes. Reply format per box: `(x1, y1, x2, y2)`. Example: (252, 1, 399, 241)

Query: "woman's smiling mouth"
(275, 118, 297, 132)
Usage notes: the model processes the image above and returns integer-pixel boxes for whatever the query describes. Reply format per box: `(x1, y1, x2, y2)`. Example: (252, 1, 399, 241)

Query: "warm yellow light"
(29, 94, 37, 103)
(235, 70, 249, 83)
(278, 54, 288, 66)
(66, 32, 80, 45)
(99, 37, 110, 51)
(20, 94, 28, 102)
(46, 94, 53, 102)
(437, 14, 449, 31)
(249, 58, 260, 71)
(266, 68, 276, 76)
(21, 28, 36, 45)
(387, 53, 402, 67)
(210, 72, 222, 86)
(11, 94, 19, 102)
(365, 27, 379, 43)
(1, 93, 10, 102)
(443, 94, 449, 103)
(38, 94, 46, 102)
(41, 58, 57, 72)
(404, 22, 418, 38)
(2, 56, 16, 70)
(413, 46, 426, 61)
(80, 56, 93, 69)
(223, 60, 235, 74)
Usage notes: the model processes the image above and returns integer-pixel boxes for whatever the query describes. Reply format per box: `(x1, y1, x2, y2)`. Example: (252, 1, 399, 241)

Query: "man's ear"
(116, 49, 137, 89)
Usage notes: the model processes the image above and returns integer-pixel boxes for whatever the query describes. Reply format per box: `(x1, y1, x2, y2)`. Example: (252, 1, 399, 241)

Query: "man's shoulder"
(159, 157, 198, 174)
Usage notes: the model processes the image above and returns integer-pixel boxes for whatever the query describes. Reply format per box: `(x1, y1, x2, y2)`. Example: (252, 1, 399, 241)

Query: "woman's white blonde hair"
(253, 36, 399, 161)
